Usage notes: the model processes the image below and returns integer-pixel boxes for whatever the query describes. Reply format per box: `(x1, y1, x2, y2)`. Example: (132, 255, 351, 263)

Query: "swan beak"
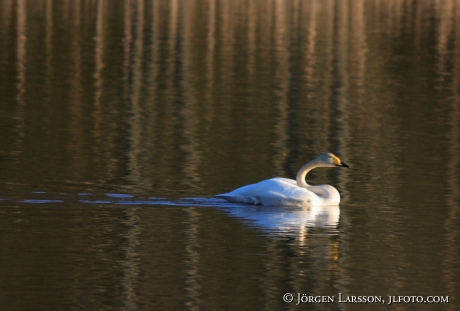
(340, 162, 350, 168)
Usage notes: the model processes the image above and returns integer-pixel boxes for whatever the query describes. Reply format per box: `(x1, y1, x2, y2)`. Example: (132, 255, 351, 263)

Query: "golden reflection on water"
(441, 0, 460, 307)
(120, 207, 142, 311)
(14, 0, 26, 150)
(184, 208, 202, 310)
(8, 0, 459, 191)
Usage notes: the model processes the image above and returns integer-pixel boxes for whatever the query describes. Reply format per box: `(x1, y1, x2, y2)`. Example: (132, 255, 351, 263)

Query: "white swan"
(216, 153, 349, 206)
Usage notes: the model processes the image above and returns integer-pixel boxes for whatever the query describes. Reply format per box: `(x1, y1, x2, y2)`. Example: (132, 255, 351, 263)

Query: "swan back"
(217, 178, 341, 207)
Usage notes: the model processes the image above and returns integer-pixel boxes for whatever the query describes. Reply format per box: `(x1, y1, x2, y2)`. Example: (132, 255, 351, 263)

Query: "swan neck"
(296, 160, 318, 188)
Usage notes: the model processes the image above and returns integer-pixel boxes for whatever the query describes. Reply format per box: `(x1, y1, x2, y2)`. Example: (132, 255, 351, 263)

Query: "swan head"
(318, 152, 350, 168)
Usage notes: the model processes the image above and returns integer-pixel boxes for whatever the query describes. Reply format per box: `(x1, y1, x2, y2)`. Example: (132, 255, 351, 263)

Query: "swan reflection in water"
(221, 203, 340, 235)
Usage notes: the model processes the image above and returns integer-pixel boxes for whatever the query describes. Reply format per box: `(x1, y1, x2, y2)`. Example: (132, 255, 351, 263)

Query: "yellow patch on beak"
(332, 155, 342, 166)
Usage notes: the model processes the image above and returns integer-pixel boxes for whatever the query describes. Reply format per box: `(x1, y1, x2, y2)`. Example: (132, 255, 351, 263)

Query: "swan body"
(216, 153, 349, 207)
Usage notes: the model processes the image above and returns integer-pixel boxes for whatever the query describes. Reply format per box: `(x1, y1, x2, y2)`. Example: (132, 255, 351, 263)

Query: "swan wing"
(216, 178, 318, 206)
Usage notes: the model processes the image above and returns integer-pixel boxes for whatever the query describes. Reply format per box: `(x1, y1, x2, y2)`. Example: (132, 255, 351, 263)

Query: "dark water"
(1, 0, 460, 310)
